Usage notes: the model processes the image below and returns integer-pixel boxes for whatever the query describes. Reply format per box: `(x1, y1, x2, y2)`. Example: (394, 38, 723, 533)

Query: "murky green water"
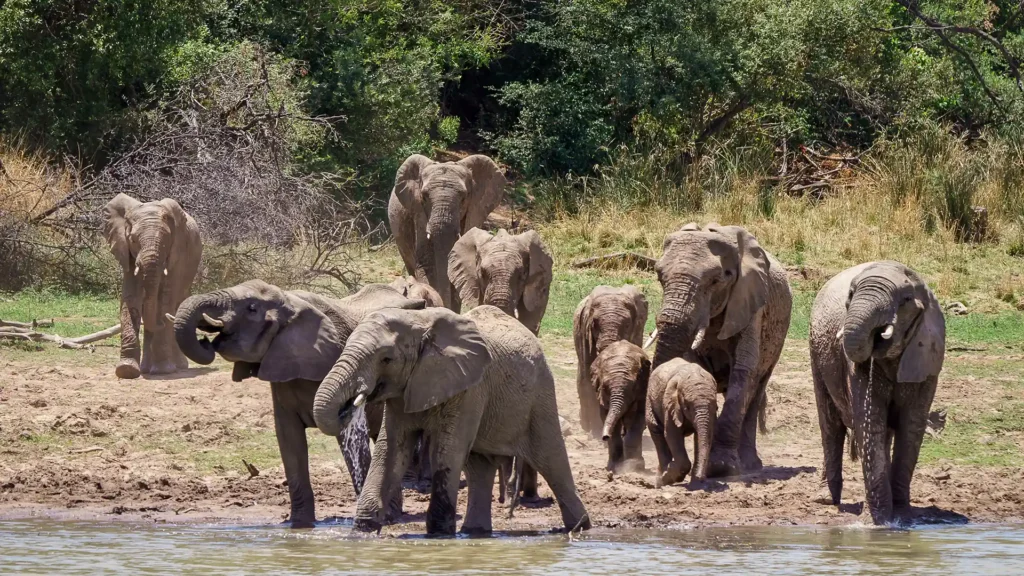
(2, 519, 1023, 575)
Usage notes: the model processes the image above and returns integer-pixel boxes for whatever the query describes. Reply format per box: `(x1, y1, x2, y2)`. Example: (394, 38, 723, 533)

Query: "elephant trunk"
(652, 277, 703, 368)
(314, 344, 376, 437)
(136, 248, 167, 330)
(173, 292, 230, 365)
(601, 390, 627, 441)
(692, 405, 715, 480)
(843, 278, 896, 363)
(483, 269, 516, 316)
(426, 199, 459, 309)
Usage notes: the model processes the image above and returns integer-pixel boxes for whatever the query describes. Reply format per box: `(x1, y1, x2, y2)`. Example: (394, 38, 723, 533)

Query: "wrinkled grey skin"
(651, 223, 791, 477)
(810, 261, 945, 525)
(103, 194, 201, 379)
(172, 280, 425, 528)
(574, 285, 649, 439)
(312, 306, 590, 536)
(388, 154, 506, 310)
(390, 276, 445, 308)
(647, 358, 718, 485)
(590, 340, 650, 472)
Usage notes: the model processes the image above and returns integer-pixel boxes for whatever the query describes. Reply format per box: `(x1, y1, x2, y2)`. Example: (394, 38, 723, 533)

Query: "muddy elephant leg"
(891, 380, 935, 510)
(270, 384, 315, 528)
(355, 423, 416, 532)
(140, 327, 155, 374)
(426, 440, 469, 536)
(622, 412, 646, 472)
(662, 418, 691, 485)
(851, 366, 895, 525)
(710, 366, 753, 477)
(116, 290, 142, 379)
(526, 432, 590, 531)
(605, 423, 624, 471)
(461, 453, 497, 534)
(518, 464, 539, 500)
(739, 377, 770, 471)
(648, 422, 672, 484)
(813, 371, 846, 505)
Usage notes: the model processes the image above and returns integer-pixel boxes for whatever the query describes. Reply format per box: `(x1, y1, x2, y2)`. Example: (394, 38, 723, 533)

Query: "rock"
(944, 302, 968, 316)
(931, 470, 951, 481)
(29, 399, 47, 408)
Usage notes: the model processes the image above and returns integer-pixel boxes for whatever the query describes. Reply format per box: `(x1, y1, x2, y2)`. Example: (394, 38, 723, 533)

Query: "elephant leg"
(648, 422, 673, 484)
(270, 384, 315, 528)
(426, 439, 469, 536)
(461, 453, 497, 534)
(622, 411, 647, 472)
(813, 371, 846, 506)
(526, 438, 590, 532)
(738, 377, 770, 472)
(851, 366, 895, 525)
(355, 423, 417, 532)
(890, 383, 934, 511)
(170, 292, 189, 371)
(518, 464, 540, 500)
(662, 418, 691, 485)
(606, 425, 624, 472)
(140, 327, 154, 374)
(115, 290, 142, 379)
(709, 365, 755, 477)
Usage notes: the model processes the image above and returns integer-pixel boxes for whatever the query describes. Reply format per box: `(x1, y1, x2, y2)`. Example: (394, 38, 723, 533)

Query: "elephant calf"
(590, 341, 650, 472)
(312, 305, 590, 535)
(810, 261, 945, 525)
(647, 358, 718, 485)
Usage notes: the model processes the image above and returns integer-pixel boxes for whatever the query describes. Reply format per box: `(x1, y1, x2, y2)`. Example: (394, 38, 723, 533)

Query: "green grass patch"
(919, 404, 1024, 467)
(946, 312, 1024, 347)
(0, 289, 119, 337)
(541, 269, 662, 338)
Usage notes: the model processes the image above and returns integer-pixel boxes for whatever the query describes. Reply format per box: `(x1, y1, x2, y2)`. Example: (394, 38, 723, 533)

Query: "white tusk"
(353, 394, 366, 407)
(134, 266, 140, 276)
(643, 329, 658, 350)
(163, 268, 168, 276)
(164, 313, 176, 324)
(426, 231, 431, 241)
(691, 327, 707, 351)
(880, 324, 895, 340)
(836, 328, 844, 340)
(202, 313, 224, 327)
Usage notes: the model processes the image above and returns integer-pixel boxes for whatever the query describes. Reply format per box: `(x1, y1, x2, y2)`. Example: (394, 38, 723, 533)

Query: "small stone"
(180, 423, 192, 433)
(29, 399, 47, 408)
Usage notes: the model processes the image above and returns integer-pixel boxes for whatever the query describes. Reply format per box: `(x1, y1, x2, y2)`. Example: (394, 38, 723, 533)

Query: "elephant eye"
(248, 303, 258, 313)
(381, 357, 392, 365)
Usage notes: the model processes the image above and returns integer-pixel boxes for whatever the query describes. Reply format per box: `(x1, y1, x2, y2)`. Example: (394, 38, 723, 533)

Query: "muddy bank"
(2, 340, 1023, 531)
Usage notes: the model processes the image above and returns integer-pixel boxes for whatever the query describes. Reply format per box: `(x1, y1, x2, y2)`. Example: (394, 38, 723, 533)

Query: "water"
(2, 518, 1023, 575)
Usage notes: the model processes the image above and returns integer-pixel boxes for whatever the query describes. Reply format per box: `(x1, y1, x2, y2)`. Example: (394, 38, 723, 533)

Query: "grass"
(920, 404, 1024, 467)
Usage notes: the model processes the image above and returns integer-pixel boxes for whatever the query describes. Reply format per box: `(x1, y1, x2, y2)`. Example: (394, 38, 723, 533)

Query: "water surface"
(2, 518, 1022, 575)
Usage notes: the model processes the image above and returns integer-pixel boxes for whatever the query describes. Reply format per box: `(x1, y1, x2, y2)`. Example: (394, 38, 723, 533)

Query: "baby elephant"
(647, 358, 718, 485)
(590, 341, 650, 472)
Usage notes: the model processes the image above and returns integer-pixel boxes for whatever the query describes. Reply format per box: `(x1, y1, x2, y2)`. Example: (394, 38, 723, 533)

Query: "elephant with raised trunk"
(574, 285, 649, 438)
(590, 340, 650, 472)
(647, 358, 718, 485)
(312, 306, 590, 536)
(650, 223, 791, 477)
(171, 280, 425, 527)
(388, 154, 507, 310)
(103, 194, 202, 379)
(810, 261, 945, 525)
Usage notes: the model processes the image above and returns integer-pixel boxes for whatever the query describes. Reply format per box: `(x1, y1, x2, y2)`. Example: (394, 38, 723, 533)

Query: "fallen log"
(0, 324, 120, 349)
(572, 251, 657, 272)
(0, 318, 55, 329)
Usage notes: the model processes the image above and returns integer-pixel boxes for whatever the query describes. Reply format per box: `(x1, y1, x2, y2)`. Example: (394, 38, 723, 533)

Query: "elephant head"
(312, 307, 492, 437)
(103, 193, 193, 378)
(662, 358, 718, 481)
(652, 223, 770, 367)
(172, 280, 425, 383)
(841, 261, 945, 382)
(448, 228, 553, 334)
(591, 340, 650, 441)
(392, 155, 506, 308)
(389, 276, 445, 308)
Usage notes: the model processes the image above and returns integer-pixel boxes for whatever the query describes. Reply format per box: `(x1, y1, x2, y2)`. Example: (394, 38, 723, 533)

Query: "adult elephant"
(388, 154, 507, 310)
(171, 280, 425, 528)
(810, 261, 945, 525)
(312, 306, 590, 536)
(573, 285, 649, 438)
(650, 223, 791, 477)
(389, 276, 444, 308)
(103, 194, 201, 379)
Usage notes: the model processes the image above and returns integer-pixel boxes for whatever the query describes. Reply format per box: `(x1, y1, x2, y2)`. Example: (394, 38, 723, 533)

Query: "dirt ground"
(2, 335, 1023, 532)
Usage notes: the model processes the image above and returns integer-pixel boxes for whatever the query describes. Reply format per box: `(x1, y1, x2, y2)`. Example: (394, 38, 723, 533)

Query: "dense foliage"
(2, 0, 1023, 192)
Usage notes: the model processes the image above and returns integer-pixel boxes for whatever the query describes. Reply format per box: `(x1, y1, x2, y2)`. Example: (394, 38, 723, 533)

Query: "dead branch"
(572, 252, 657, 272)
(0, 324, 119, 349)
(0, 318, 55, 329)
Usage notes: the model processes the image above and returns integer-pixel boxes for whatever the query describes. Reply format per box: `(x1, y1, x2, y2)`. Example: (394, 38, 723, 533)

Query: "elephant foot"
(659, 467, 688, 487)
(354, 516, 382, 533)
(739, 449, 763, 472)
(813, 485, 837, 506)
(286, 517, 316, 529)
(145, 362, 179, 375)
(459, 525, 493, 536)
(385, 493, 404, 522)
(707, 447, 742, 478)
(827, 479, 843, 506)
(115, 360, 141, 380)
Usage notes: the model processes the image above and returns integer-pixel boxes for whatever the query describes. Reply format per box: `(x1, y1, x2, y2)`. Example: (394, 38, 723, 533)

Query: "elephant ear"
(103, 194, 142, 267)
(622, 285, 649, 345)
(448, 227, 492, 308)
(518, 230, 553, 313)
(393, 154, 435, 210)
(898, 293, 946, 383)
(257, 299, 343, 383)
(158, 198, 189, 252)
(404, 309, 492, 412)
(458, 155, 507, 230)
(716, 226, 771, 340)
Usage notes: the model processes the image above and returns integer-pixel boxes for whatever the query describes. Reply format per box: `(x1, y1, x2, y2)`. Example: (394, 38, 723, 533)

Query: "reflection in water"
(1, 519, 1023, 575)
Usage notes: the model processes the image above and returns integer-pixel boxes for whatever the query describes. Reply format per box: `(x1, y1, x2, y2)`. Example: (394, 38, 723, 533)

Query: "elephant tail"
(847, 432, 859, 462)
(756, 387, 768, 434)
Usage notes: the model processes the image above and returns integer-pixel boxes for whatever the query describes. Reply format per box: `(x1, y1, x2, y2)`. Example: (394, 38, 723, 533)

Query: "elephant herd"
(100, 153, 946, 532)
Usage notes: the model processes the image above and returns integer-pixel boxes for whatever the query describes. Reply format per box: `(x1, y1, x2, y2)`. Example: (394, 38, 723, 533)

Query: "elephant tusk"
(163, 268, 168, 276)
(425, 231, 431, 241)
(836, 328, 844, 340)
(134, 266, 140, 276)
(202, 313, 224, 327)
(880, 324, 895, 340)
(164, 313, 176, 324)
(353, 393, 366, 407)
(643, 329, 658, 350)
(691, 327, 707, 351)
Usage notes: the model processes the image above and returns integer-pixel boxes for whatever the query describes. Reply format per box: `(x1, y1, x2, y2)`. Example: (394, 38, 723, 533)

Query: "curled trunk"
(843, 282, 892, 363)
(692, 406, 714, 480)
(652, 279, 702, 368)
(173, 292, 229, 364)
(313, 349, 375, 437)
